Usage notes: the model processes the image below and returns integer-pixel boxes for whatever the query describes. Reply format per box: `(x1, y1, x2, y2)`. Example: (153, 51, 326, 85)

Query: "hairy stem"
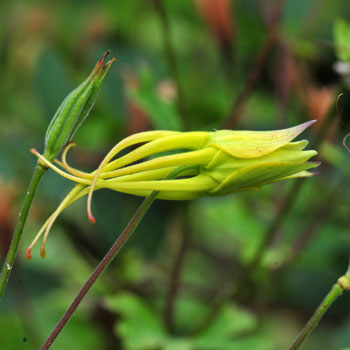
(288, 263, 350, 350)
(40, 165, 193, 349)
(0, 164, 47, 300)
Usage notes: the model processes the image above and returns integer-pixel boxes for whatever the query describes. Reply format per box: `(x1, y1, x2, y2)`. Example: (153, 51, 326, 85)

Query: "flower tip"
(40, 247, 47, 259)
(88, 213, 96, 224)
(92, 50, 111, 76)
(299, 119, 317, 130)
(287, 120, 317, 140)
(87, 188, 96, 223)
(102, 50, 111, 60)
(104, 57, 117, 70)
(97, 50, 110, 65)
(25, 248, 32, 260)
(309, 161, 321, 167)
(30, 148, 38, 155)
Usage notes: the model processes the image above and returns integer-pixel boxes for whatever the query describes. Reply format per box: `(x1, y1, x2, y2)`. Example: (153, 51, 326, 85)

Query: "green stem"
(288, 266, 350, 350)
(40, 165, 193, 350)
(0, 164, 47, 301)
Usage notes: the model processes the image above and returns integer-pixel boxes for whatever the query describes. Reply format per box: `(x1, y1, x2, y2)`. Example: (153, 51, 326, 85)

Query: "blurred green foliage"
(334, 19, 350, 63)
(1, 0, 350, 349)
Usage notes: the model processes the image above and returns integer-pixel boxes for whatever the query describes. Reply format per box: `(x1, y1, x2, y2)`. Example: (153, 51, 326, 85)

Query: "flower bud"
(43, 51, 115, 161)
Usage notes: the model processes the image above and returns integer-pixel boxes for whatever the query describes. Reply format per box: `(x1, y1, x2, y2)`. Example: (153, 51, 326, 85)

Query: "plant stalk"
(288, 265, 350, 350)
(0, 164, 47, 300)
(41, 165, 193, 349)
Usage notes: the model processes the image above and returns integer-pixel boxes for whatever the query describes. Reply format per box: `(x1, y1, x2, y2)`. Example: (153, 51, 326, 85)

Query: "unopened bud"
(43, 51, 116, 161)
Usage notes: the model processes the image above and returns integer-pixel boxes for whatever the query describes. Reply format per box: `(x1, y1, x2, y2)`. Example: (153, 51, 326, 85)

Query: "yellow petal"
(208, 120, 316, 158)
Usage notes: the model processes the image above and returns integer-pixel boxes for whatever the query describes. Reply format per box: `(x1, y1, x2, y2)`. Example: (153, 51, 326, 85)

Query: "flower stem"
(0, 164, 47, 301)
(288, 263, 350, 350)
(40, 165, 193, 350)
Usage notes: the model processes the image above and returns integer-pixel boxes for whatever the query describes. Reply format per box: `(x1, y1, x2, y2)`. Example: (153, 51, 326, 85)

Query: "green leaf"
(195, 303, 257, 343)
(104, 293, 166, 350)
(105, 292, 262, 350)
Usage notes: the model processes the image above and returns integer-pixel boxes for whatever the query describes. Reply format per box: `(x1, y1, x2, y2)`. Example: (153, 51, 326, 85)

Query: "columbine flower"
(26, 121, 318, 259)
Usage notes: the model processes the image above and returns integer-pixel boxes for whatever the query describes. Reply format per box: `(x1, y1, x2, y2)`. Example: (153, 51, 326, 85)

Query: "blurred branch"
(288, 261, 350, 350)
(289, 180, 342, 262)
(153, 0, 188, 129)
(223, 0, 284, 129)
(231, 179, 303, 298)
(274, 40, 294, 126)
(194, 0, 236, 81)
(164, 204, 191, 333)
(261, 177, 343, 304)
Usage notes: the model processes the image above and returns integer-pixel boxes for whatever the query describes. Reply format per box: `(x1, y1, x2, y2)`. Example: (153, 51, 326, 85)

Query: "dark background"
(0, 1, 350, 349)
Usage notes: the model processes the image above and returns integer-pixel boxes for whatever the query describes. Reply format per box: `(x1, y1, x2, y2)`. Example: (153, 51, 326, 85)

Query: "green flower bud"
(27, 121, 318, 258)
(43, 51, 115, 161)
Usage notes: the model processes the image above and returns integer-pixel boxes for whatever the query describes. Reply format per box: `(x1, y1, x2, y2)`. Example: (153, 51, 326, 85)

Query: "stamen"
(31, 148, 91, 185)
(62, 141, 76, 164)
(25, 248, 32, 260)
(25, 219, 51, 260)
(40, 242, 47, 258)
(60, 142, 93, 179)
(25, 184, 89, 258)
(40, 180, 103, 252)
(87, 205, 96, 224)
(39, 184, 88, 256)
(86, 131, 175, 222)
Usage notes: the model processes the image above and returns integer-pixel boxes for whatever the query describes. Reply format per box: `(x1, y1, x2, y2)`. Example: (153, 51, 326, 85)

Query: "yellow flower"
(26, 121, 318, 259)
